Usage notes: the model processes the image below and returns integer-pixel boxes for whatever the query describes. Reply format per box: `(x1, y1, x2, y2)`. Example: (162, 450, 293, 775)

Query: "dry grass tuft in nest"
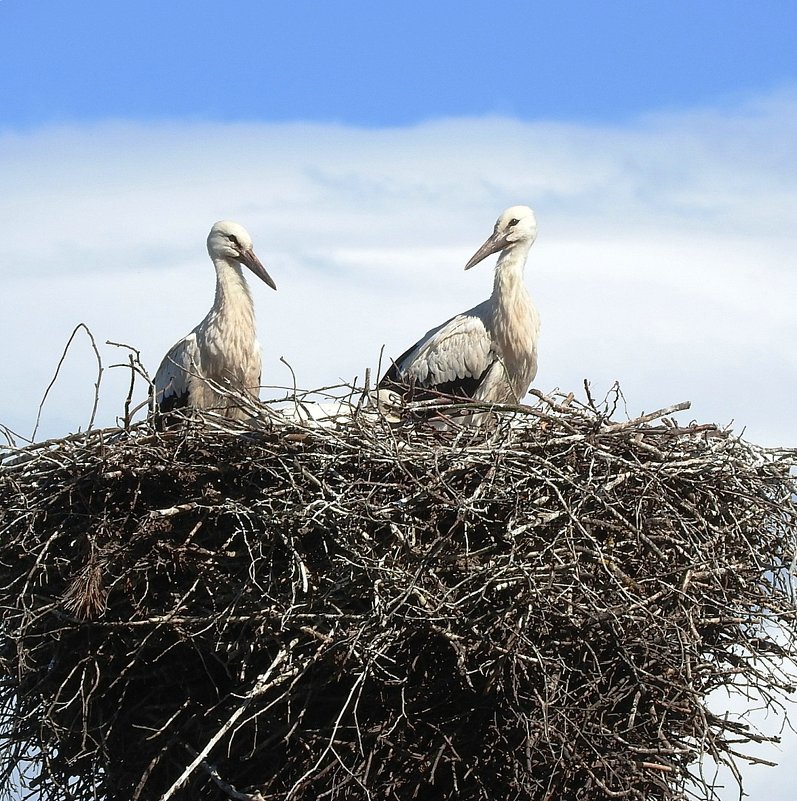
(0, 386, 796, 801)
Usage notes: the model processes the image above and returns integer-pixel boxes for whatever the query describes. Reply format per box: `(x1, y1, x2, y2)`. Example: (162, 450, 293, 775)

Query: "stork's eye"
(508, 218, 520, 227)
(227, 234, 240, 246)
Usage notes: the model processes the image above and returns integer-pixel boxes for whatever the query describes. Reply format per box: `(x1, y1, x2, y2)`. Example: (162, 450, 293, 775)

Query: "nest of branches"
(0, 387, 796, 801)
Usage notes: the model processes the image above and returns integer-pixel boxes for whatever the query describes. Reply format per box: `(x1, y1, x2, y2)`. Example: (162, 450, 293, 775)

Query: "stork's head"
(465, 205, 537, 270)
(207, 220, 277, 290)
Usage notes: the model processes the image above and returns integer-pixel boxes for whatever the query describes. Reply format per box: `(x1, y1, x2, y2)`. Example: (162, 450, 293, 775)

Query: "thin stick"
(33, 323, 103, 440)
(602, 401, 691, 432)
(160, 649, 291, 801)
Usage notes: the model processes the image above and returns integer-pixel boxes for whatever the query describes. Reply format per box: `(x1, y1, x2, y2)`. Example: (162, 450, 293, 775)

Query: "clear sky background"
(1, 2, 797, 797)
(2, 1, 797, 127)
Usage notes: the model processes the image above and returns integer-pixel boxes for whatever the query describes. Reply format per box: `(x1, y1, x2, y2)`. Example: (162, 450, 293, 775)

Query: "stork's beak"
(240, 248, 277, 290)
(464, 229, 510, 271)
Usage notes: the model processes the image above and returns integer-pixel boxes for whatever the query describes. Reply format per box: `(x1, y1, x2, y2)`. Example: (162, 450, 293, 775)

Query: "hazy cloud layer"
(2, 89, 794, 448)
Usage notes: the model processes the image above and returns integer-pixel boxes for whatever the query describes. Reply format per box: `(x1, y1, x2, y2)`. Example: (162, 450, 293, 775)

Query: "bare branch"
(33, 323, 103, 440)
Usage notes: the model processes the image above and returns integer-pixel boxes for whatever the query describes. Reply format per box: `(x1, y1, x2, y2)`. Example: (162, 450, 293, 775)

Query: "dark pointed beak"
(240, 248, 277, 290)
(464, 229, 510, 271)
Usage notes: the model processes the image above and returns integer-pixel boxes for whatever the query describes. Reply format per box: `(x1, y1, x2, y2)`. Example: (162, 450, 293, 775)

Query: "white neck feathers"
(492, 242, 529, 300)
(210, 257, 255, 328)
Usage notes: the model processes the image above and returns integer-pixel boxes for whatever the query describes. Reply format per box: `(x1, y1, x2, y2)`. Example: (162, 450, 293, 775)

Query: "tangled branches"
(0, 389, 795, 801)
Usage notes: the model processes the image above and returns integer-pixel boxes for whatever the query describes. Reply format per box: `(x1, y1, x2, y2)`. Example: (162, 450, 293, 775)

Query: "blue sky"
(2, 1, 796, 128)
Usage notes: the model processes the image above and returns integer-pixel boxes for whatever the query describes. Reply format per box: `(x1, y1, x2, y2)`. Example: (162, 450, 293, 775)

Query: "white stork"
(379, 205, 540, 408)
(153, 220, 276, 421)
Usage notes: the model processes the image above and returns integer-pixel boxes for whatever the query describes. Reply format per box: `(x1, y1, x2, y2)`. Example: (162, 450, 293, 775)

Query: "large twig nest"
(0, 388, 795, 801)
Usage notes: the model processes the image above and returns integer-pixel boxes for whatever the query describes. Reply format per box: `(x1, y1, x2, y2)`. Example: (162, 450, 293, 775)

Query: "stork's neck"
(210, 257, 255, 327)
(492, 242, 530, 304)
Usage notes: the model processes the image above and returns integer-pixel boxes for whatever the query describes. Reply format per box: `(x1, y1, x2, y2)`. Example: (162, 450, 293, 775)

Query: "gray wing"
(153, 333, 199, 412)
(381, 305, 497, 397)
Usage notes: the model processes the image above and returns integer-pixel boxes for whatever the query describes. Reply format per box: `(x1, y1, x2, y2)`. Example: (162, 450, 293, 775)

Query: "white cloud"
(5, 94, 795, 444)
(1, 89, 796, 794)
